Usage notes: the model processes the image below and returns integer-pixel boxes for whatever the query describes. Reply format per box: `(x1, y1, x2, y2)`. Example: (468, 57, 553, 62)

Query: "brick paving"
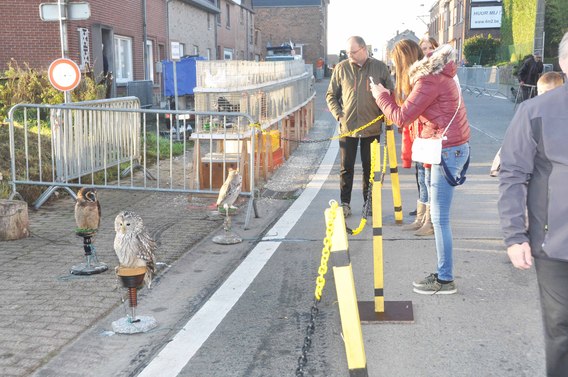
(0, 189, 224, 377)
(0, 80, 333, 377)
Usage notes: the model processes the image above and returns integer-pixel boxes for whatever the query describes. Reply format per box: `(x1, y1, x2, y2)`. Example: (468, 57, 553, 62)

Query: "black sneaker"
(412, 273, 438, 288)
(341, 203, 351, 218)
(413, 280, 457, 295)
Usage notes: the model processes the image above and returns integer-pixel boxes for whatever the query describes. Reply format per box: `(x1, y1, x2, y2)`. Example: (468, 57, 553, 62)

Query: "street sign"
(48, 58, 81, 91)
(39, 2, 91, 21)
(171, 42, 181, 61)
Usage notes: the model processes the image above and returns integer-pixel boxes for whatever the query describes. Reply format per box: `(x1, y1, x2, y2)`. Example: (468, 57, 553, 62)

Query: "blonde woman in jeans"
(371, 43, 471, 294)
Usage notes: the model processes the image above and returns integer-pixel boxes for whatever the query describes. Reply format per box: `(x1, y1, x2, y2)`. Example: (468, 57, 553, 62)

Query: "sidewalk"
(1, 80, 546, 377)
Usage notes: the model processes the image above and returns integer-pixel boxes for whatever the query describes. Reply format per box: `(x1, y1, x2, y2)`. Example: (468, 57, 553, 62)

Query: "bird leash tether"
(248, 114, 385, 143)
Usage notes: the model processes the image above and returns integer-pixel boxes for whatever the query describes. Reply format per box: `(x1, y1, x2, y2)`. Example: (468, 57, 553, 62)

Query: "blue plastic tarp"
(162, 56, 206, 97)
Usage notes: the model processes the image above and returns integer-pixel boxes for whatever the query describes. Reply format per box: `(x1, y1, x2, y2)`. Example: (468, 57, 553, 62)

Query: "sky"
(327, 0, 434, 60)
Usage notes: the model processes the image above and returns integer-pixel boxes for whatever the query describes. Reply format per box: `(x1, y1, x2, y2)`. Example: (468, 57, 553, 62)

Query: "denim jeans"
(430, 142, 470, 281)
(339, 135, 381, 204)
(416, 162, 430, 204)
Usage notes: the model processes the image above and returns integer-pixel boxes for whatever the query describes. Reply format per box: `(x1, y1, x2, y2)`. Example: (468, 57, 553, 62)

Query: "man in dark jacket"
(326, 36, 393, 217)
(518, 53, 544, 100)
(498, 32, 568, 375)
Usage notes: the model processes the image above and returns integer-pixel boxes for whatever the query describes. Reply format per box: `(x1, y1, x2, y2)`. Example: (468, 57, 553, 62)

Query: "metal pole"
(173, 60, 180, 139)
(57, 0, 71, 103)
(143, 0, 149, 80)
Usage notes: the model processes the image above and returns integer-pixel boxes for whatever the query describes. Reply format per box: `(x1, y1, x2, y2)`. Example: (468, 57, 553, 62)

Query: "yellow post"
(371, 140, 384, 313)
(385, 121, 403, 224)
(334, 265, 368, 376)
(326, 206, 368, 377)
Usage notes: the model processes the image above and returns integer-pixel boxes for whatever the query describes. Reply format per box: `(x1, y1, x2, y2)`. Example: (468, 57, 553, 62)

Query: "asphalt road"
(31, 79, 546, 377)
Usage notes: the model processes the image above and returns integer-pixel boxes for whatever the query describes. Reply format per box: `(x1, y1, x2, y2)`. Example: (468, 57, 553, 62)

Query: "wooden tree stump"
(0, 199, 29, 241)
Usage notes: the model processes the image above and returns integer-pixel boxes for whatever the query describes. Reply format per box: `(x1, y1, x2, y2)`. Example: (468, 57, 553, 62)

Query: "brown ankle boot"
(415, 204, 434, 236)
(402, 201, 426, 231)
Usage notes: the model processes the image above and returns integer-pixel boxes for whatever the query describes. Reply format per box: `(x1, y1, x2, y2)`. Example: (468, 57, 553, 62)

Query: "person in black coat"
(518, 53, 544, 100)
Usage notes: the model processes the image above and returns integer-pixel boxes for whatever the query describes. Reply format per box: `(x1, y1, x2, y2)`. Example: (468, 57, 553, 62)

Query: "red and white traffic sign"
(48, 58, 81, 91)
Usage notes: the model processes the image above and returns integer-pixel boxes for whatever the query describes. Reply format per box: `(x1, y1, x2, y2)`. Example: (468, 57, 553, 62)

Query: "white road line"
(137, 139, 339, 377)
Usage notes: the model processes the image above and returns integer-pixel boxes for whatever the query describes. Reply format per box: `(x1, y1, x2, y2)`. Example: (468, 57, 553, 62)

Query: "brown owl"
(113, 211, 157, 287)
(75, 187, 101, 231)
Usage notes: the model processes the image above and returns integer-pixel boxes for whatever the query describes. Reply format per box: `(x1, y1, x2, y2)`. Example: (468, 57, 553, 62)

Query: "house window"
(224, 48, 233, 60)
(193, 45, 199, 55)
(114, 35, 133, 83)
(216, 0, 221, 25)
(240, 8, 244, 24)
(208, 13, 211, 30)
(179, 43, 186, 57)
(207, 48, 211, 60)
(226, 3, 231, 28)
(146, 40, 154, 82)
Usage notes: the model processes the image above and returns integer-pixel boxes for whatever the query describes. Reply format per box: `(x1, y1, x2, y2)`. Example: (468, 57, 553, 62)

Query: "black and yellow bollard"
(326, 204, 368, 377)
(358, 140, 414, 323)
(385, 121, 404, 224)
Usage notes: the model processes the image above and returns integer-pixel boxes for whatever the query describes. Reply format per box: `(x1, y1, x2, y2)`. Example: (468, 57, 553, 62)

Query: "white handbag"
(411, 78, 462, 165)
(411, 136, 443, 164)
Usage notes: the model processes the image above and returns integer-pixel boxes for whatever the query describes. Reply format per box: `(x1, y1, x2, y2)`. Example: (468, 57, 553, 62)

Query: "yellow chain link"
(248, 114, 384, 140)
(331, 114, 384, 140)
(249, 122, 267, 134)
(349, 140, 378, 236)
(314, 200, 338, 301)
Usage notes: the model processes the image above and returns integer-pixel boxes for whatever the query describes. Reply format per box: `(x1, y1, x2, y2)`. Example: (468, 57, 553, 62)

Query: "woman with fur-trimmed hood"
(371, 43, 471, 295)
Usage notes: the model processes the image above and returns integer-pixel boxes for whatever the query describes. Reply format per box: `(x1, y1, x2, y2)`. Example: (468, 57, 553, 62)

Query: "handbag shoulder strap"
(441, 77, 462, 138)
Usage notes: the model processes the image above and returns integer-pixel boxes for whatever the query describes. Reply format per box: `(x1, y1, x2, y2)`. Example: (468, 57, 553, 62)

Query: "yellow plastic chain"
(330, 114, 384, 140)
(349, 141, 377, 236)
(314, 200, 339, 301)
(248, 114, 385, 140)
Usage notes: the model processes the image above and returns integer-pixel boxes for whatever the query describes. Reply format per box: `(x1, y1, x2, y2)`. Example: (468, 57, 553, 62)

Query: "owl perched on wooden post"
(113, 211, 157, 287)
(75, 187, 101, 231)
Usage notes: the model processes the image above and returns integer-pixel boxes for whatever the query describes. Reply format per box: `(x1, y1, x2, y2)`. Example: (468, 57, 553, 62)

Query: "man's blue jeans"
(430, 142, 470, 281)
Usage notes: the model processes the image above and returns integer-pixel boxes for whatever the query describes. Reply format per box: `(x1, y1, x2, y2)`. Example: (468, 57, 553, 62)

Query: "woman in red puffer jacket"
(371, 42, 470, 295)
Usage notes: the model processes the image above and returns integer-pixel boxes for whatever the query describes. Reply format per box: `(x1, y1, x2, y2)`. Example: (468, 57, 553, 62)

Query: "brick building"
(215, 0, 260, 60)
(428, 0, 502, 63)
(0, 0, 168, 101)
(253, 0, 329, 66)
(168, 0, 219, 61)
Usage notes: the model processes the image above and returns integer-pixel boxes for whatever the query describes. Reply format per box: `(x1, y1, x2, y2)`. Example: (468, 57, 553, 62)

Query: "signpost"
(39, 2, 91, 21)
(171, 42, 181, 139)
(40, 1, 91, 101)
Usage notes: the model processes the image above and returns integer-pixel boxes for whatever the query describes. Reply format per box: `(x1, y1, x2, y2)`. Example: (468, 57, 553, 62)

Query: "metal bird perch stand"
(212, 204, 242, 245)
(71, 230, 108, 275)
(112, 266, 157, 334)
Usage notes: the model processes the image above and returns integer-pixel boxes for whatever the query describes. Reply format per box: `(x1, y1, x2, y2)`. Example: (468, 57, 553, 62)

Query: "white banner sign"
(470, 6, 502, 29)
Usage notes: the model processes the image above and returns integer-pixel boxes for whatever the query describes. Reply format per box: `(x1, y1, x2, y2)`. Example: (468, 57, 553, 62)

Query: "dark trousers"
(534, 257, 568, 376)
(339, 135, 380, 204)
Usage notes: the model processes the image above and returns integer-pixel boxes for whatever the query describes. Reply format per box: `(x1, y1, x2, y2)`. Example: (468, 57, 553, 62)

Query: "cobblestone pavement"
(0, 189, 224, 377)
(0, 81, 334, 377)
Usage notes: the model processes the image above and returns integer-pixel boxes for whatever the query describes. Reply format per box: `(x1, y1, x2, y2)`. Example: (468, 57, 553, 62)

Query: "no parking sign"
(48, 58, 81, 91)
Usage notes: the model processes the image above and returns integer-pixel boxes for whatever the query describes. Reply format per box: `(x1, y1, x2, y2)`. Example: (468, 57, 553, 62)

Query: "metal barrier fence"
(194, 60, 315, 124)
(457, 66, 521, 100)
(7, 102, 259, 226)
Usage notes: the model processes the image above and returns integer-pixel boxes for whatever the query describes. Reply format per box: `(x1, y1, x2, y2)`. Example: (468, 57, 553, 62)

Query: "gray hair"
(560, 31, 568, 61)
(348, 36, 366, 48)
